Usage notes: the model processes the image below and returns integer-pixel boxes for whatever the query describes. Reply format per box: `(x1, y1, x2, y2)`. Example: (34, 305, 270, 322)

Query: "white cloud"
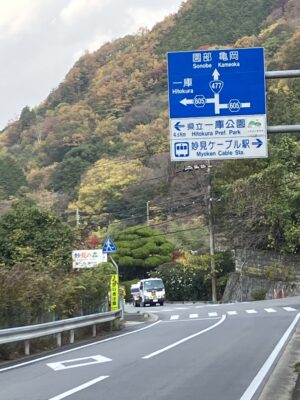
(60, 0, 110, 25)
(0, 0, 185, 129)
(0, 0, 40, 38)
(127, 5, 178, 31)
(72, 33, 111, 60)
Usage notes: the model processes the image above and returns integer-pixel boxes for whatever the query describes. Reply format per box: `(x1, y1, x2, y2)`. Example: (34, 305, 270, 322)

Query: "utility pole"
(146, 201, 150, 226)
(178, 163, 217, 303)
(207, 161, 217, 303)
(76, 208, 80, 227)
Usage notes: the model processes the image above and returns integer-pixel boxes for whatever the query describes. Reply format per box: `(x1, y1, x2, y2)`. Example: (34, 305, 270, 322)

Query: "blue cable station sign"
(167, 47, 267, 161)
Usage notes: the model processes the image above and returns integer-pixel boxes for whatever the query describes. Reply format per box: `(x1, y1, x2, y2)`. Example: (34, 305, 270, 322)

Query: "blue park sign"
(167, 47, 268, 161)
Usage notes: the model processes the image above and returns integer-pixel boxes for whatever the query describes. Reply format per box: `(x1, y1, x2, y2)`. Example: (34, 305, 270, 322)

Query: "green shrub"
(251, 288, 267, 301)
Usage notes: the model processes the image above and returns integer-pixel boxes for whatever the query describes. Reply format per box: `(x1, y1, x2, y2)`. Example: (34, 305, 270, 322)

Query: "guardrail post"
(24, 340, 30, 355)
(70, 329, 75, 344)
(56, 332, 62, 347)
(92, 324, 96, 337)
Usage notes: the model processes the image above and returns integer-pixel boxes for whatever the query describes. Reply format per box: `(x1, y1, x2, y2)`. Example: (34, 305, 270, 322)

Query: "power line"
(109, 199, 205, 225)
(73, 194, 206, 222)
(150, 226, 205, 237)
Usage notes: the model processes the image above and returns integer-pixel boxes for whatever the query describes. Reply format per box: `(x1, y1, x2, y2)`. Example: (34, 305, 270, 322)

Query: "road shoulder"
(259, 326, 300, 400)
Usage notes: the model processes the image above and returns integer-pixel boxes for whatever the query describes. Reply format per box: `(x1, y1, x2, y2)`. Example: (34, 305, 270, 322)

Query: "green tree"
(49, 157, 90, 197)
(113, 225, 174, 280)
(215, 137, 300, 254)
(0, 263, 56, 328)
(73, 158, 144, 223)
(156, 0, 276, 55)
(0, 200, 74, 271)
(54, 263, 113, 318)
(0, 153, 27, 198)
(152, 251, 234, 301)
(18, 106, 36, 131)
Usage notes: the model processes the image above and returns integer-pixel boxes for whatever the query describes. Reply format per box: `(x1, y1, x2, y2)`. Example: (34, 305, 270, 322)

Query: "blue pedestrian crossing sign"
(102, 236, 117, 253)
(167, 47, 267, 161)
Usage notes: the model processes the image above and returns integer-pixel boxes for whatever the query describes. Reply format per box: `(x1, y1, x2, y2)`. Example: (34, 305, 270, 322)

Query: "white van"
(135, 278, 165, 307)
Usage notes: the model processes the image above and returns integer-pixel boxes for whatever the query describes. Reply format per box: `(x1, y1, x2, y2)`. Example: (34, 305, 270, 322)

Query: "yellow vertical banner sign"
(110, 274, 119, 311)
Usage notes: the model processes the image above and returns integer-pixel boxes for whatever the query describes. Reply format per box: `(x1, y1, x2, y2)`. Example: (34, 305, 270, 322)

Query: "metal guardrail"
(0, 310, 122, 355)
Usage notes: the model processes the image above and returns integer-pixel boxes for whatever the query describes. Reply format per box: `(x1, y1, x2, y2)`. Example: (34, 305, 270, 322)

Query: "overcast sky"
(0, 0, 184, 130)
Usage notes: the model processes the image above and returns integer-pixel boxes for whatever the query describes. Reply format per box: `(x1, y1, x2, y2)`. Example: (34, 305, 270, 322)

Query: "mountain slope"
(0, 0, 299, 253)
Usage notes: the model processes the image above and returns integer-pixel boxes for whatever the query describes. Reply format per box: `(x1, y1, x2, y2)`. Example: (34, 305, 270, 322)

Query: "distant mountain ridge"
(0, 0, 299, 253)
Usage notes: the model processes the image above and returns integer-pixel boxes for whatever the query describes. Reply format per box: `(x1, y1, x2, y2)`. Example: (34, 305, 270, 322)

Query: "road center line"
(163, 317, 220, 323)
(48, 375, 109, 400)
(240, 312, 300, 400)
(142, 314, 226, 359)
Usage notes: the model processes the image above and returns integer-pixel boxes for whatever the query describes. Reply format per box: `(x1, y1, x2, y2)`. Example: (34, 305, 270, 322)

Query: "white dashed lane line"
(283, 307, 297, 312)
(208, 312, 218, 317)
(161, 306, 299, 321)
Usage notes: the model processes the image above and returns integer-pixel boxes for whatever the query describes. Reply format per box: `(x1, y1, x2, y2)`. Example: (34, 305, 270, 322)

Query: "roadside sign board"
(167, 47, 267, 161)
(110, 274, 119, 311)
(72, 249, 107, 269)
(102, 236, 117, 254)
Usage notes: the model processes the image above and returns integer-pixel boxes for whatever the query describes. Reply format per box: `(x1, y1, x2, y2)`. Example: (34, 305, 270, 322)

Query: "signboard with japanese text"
(167, 48, 267, 161)
(72, 249, 107, 269)
(110, 274, 119, 311)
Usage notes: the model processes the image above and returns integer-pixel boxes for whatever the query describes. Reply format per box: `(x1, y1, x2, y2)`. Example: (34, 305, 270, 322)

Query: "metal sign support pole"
(109, 255, 123, 319)
(207, 161, 217, 303)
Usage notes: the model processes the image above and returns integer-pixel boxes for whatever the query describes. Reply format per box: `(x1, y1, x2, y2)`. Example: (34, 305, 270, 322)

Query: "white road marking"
(48, 375, 109, 400)
(246, 309, 257, 314)
(227, 311, 237, 315)
(195, 305, 205, 309)
(170, 315, 179, 320)
(163, 317, 219, 324)
(264, 308, 277, 313)
(283, 307, 297, 312)
(208, 312, 218, 317)
(189, 314, 199, 318)
(47, 355, 112, 371)
(142, 315, 226, 359)
(240, 313, 300, 400)
(0, 320, 162, 372)
(175, 307, 188, 310)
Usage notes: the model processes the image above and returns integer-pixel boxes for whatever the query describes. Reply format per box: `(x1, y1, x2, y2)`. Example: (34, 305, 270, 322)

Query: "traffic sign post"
(102, 237, 123, 316)
(102, 236, 117, 254)
(167, 47, 267, 161)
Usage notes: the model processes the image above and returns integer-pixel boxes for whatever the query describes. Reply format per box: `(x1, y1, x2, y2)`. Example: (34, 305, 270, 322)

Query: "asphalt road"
(1, 297, 300, 400)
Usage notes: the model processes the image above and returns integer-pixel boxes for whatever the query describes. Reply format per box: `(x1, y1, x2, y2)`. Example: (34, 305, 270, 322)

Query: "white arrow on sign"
(47, 355, 112, 371)
(180, 98, 194, 106)
(212, 68, 220, 80)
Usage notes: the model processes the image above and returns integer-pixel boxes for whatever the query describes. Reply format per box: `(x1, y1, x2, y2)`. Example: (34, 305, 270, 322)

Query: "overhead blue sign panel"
(167, 47, 267, 161)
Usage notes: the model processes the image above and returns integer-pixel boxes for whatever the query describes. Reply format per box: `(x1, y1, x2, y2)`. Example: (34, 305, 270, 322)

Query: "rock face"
(222, 250, 300, 302)
(222, 273, 300, 302)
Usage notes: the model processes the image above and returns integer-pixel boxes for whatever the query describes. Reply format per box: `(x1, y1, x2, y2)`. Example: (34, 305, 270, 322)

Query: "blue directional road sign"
(102, 236, 117, 253)
(167, 47, 267, 161)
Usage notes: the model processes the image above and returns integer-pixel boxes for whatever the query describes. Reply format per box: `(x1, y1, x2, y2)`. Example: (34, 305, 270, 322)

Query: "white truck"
(130, 283, 140, 307)
(134, 278, 165, 307)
